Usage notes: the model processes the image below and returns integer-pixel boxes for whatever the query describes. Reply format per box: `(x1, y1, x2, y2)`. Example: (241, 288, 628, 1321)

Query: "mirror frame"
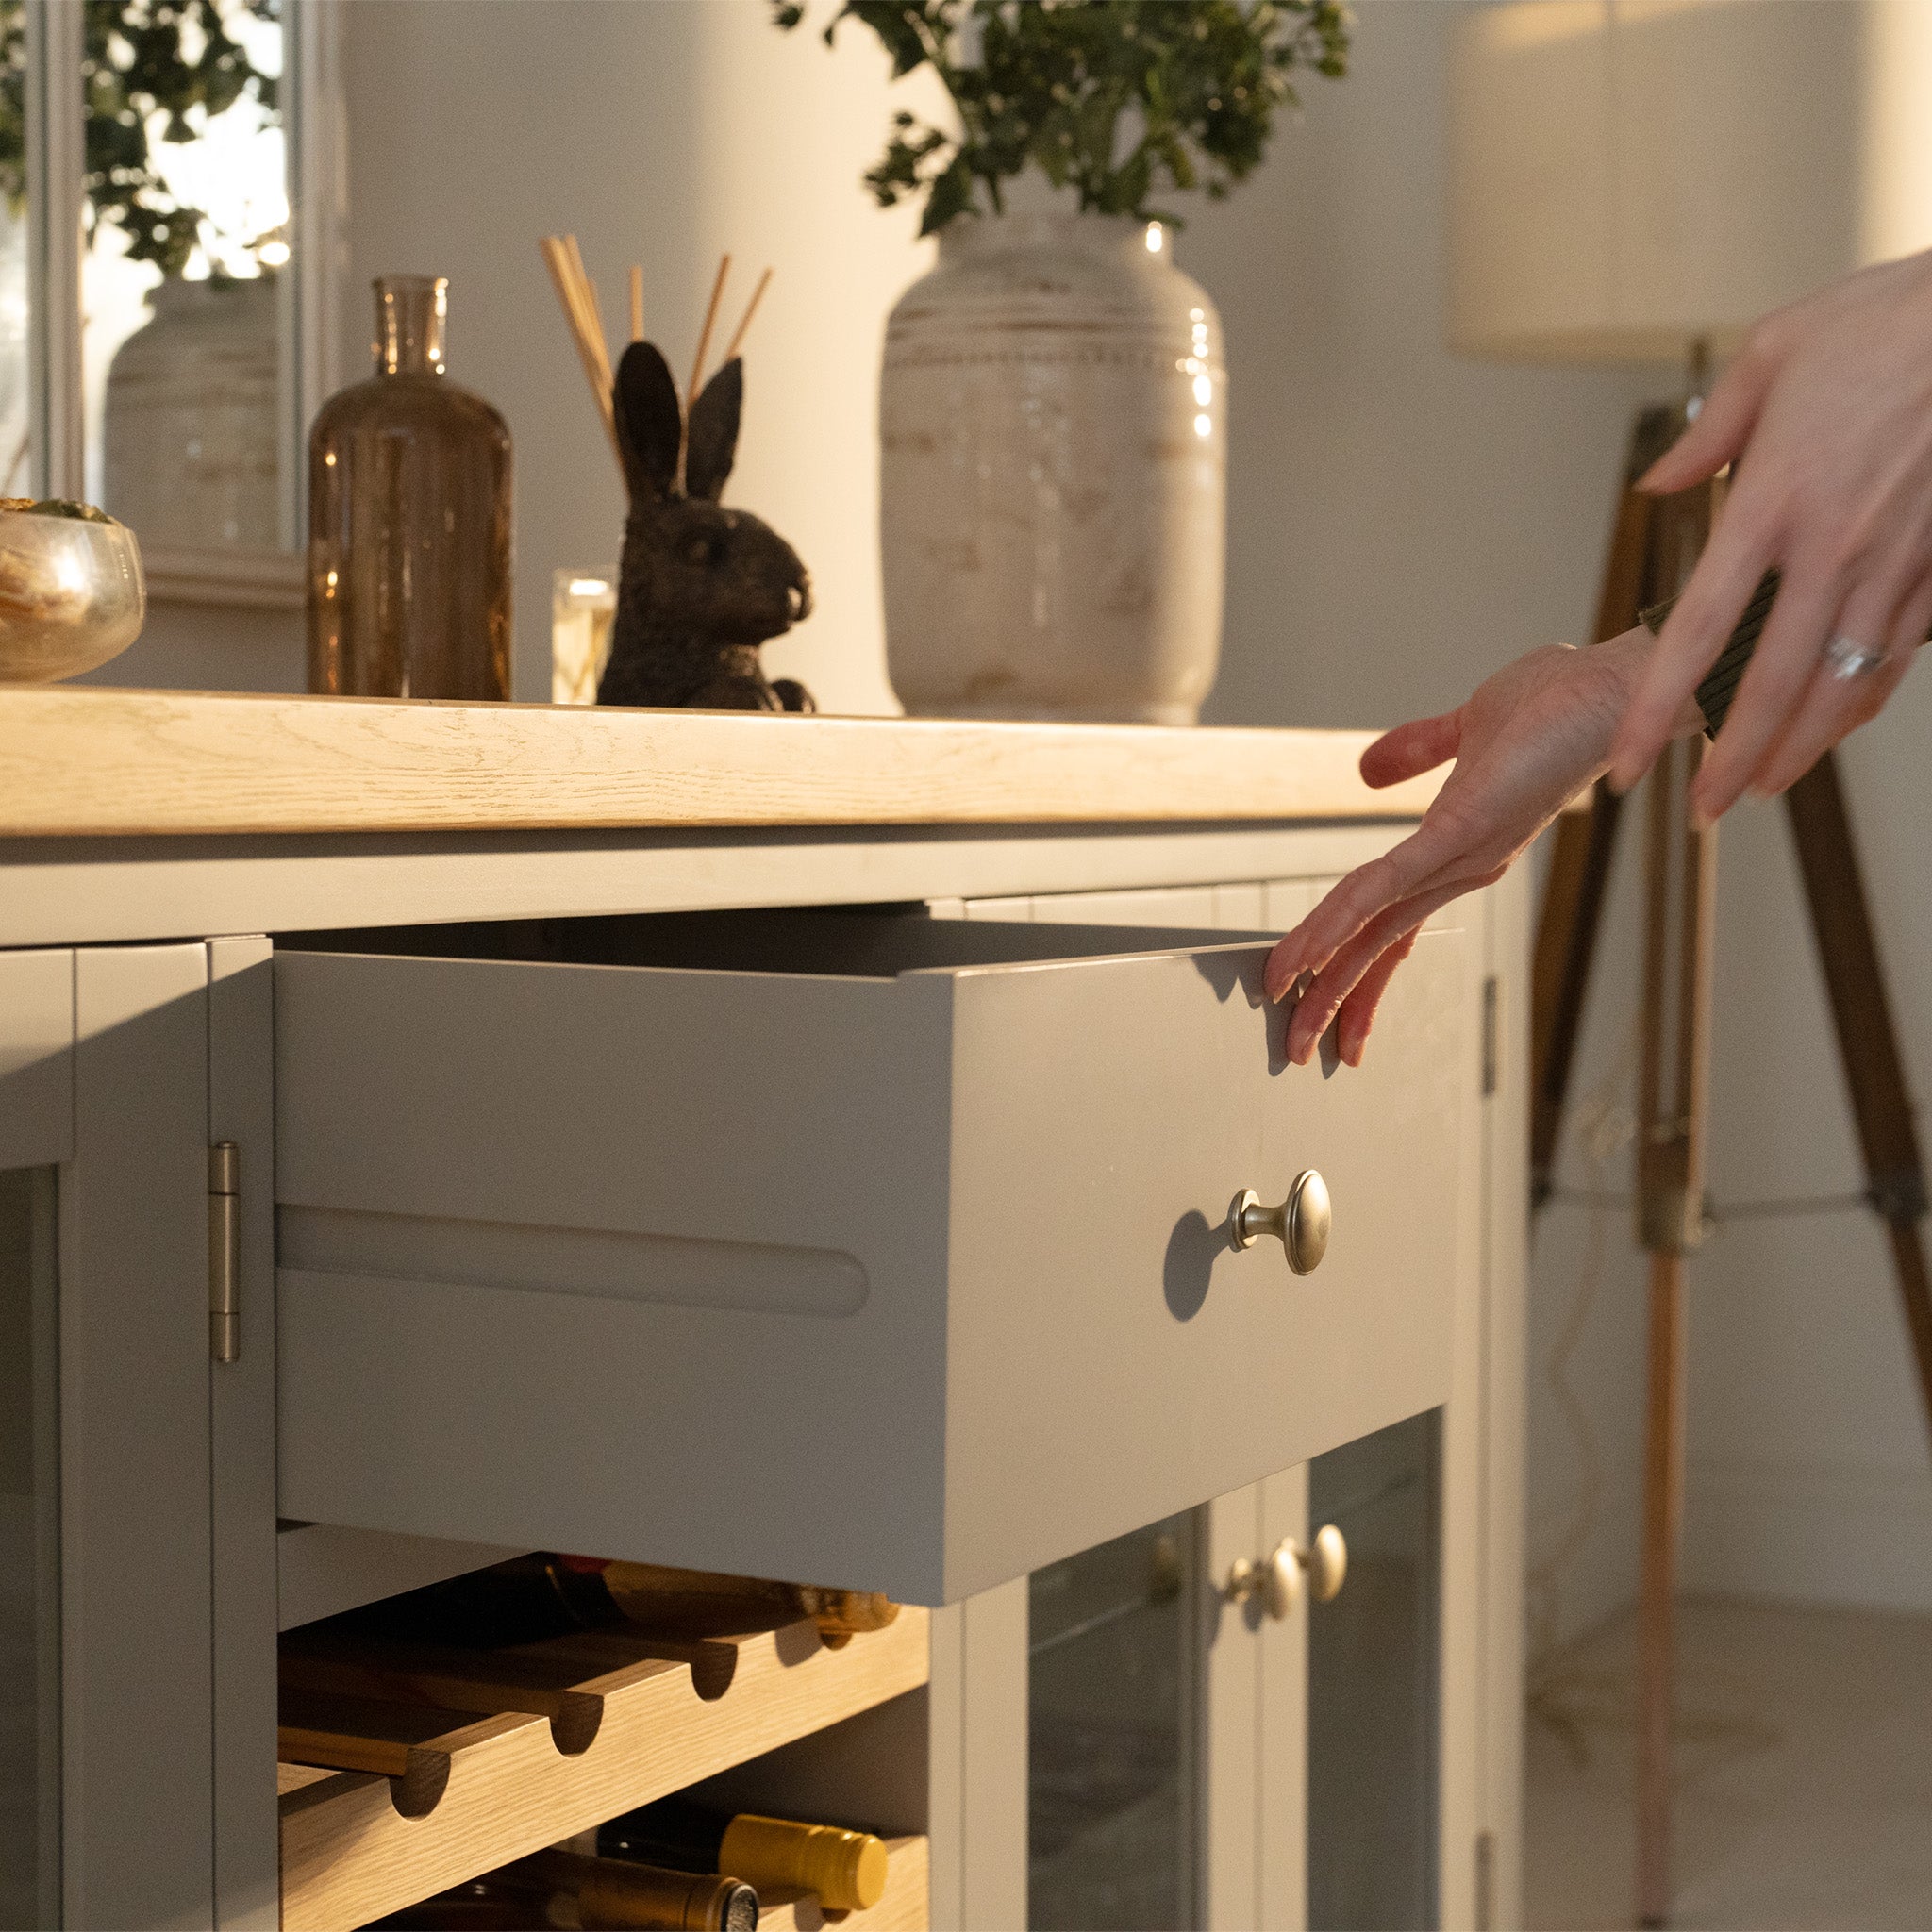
(24, 0, 341, 610)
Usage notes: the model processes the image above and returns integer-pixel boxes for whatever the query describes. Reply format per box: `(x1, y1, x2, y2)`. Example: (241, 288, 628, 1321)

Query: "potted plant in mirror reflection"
(775, 0, 1347, 724)
(0, 0, 288, 541)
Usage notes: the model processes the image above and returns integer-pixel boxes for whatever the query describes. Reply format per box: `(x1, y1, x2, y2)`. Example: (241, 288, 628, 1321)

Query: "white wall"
(1684, 684, 1932, 1612)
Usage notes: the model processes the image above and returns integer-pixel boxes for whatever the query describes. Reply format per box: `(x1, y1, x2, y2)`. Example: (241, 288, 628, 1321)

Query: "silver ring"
(1824, 633, 1890, 681)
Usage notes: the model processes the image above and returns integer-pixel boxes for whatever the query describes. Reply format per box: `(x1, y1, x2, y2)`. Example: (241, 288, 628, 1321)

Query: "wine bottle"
(369, 1855, 758, 1931)
(340, 1553, 897, 1652)
(599, 1798, 889, 1914)
(363, 1876, 539, 1929)
(596, 1559, 899, 1647)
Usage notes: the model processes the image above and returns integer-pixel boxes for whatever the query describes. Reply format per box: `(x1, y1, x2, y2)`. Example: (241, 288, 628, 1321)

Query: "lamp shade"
(1448, 0, 1932, 363)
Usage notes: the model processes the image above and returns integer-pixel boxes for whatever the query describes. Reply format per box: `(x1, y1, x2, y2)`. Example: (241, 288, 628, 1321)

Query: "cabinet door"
(1202, 1473, 1309, 1932)
(1019, 1474, 1317, 1932)
(1, 951, 73, 1932)
(1306, 1413, 1443, 1931)
(0, 945, 218, 1930)
(66, 946, 218, 1930)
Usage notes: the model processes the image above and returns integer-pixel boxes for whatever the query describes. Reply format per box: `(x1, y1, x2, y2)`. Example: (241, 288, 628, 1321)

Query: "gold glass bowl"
(0, 502, 145, 683)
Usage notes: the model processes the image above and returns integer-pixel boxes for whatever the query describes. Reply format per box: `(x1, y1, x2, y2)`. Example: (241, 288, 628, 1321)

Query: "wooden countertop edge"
(0, 686, 1441, 837)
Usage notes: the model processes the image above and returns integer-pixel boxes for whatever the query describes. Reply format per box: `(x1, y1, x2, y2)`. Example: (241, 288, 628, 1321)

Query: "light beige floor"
(1524, 1596, 1932, 1932)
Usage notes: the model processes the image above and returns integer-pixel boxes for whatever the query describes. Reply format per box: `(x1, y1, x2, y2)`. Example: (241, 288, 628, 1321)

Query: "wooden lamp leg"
(1631, 717, 1719, 1929)
(1530, 405, 1684, 1209)
(1634, 1250, 1689, 1929)
(1784, 753, 1932, 1440)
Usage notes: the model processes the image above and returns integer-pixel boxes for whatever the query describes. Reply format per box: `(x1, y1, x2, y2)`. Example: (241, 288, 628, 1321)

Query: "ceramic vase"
(102, 275, 281, 551)
(880, 213, 1226, 724)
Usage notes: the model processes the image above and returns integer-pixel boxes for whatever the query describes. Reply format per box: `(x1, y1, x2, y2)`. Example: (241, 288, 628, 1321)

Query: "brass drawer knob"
(1223, 1524, 1349, 1621)
(1228, 1169, 1331, 1274)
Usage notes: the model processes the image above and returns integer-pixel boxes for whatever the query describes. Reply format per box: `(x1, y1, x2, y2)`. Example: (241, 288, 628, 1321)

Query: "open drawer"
(275, 908, 1468, 1604)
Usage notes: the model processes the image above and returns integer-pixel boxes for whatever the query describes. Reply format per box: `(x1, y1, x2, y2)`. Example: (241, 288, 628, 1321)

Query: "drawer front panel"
(276, 948, 957, 1596)
(942, 927, 1464, 1592)
(275, 916, 1464, 1603)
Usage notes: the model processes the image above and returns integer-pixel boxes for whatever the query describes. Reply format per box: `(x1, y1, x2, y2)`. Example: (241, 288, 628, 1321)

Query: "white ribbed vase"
(880, 213, 1226, 724)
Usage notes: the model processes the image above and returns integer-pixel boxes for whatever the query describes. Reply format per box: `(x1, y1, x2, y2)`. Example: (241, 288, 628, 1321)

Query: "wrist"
(1597, 625, 1706, 737)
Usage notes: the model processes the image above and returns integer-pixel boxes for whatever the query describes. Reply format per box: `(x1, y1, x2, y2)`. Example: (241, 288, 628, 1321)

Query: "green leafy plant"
(774, 0, 1348, 235)
(0, 0, 280, 277)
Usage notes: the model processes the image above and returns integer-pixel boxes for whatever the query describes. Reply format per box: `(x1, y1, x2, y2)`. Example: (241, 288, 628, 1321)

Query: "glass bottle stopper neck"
(374, 275, 448, 375)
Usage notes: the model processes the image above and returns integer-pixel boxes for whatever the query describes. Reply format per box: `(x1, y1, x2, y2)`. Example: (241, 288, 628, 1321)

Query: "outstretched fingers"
(1333, 928, 1421, 1069)
(1359, 709, 1461, 790)
(1687, 561, 1848, 824)
(1263, 817, 1458, 1005)
(1283, 869, 1500, 1065)
(1750, 568, 1929, 797)
(1607, 501, 1779, 791)
(1636, 341, 1774, 497)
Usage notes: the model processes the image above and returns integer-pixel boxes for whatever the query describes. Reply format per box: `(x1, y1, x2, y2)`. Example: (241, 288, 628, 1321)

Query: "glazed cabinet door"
(1, 943, 226, 1930)
(1, 950, 74, 1932)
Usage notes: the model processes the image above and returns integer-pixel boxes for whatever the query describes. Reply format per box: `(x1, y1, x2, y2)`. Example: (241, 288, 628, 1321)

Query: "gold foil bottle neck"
(718, 1815, 890, 1913)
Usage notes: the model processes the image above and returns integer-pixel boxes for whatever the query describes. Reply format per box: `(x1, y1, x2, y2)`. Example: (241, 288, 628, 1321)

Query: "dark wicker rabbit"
(596, 341, 814, 711)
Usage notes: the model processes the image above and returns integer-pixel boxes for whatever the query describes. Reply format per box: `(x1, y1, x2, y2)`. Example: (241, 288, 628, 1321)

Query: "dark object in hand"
(598, 342, 814, 712)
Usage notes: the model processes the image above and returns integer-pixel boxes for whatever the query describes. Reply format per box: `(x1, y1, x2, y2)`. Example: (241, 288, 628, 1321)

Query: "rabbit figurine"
(597, 341, 814, 711)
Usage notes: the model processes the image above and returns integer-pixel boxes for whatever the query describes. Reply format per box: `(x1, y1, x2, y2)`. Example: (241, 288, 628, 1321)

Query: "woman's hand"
(1265, 627, 1696, 1068)
(1609, 248, 1932, 823)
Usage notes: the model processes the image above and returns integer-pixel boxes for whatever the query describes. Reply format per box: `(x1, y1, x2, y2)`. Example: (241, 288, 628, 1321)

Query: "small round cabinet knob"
(1223, 1524, 1348, 1619)
(1228, 1169, 1332, 1275)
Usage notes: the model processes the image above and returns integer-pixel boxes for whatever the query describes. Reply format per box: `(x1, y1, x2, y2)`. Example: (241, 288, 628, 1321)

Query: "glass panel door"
(1028, 1510, 1201, 1930)
(1307, 1408, 1442, 1932)
(0, 1166, 60, 1931)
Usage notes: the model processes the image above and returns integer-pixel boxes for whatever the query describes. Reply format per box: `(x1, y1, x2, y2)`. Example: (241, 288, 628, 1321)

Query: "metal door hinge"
(1481, 975, 1500, 1098)
(208, 1141, 240, 1363)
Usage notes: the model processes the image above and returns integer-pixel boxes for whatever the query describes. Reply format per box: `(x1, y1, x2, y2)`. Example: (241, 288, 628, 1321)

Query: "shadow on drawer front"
(273, 908, 1467, 1607)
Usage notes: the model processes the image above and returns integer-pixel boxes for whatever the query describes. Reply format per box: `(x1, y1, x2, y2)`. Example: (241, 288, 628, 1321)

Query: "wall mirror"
(3, 0, 336, 609)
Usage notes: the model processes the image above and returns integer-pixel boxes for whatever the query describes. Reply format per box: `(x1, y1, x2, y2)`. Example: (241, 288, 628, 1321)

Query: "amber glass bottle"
(308, 275, 511, 698)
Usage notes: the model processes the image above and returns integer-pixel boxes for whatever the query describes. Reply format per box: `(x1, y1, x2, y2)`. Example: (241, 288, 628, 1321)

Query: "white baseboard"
(1684, 1457, 1932, 1611)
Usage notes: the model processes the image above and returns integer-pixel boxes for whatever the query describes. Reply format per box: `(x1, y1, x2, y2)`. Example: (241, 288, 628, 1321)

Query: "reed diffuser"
(539, 238, 810, 712)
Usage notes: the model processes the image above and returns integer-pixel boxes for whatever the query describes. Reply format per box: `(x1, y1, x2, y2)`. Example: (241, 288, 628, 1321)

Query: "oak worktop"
(0, 686, 1436, 839)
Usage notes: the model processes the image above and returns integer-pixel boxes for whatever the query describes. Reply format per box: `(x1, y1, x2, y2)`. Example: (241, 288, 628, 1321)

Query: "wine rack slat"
(277, 1609, 928, 1931)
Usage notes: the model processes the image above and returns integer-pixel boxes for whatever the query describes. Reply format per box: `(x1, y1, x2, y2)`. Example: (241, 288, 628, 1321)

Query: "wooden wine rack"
(276, 1609, 929, 1931)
